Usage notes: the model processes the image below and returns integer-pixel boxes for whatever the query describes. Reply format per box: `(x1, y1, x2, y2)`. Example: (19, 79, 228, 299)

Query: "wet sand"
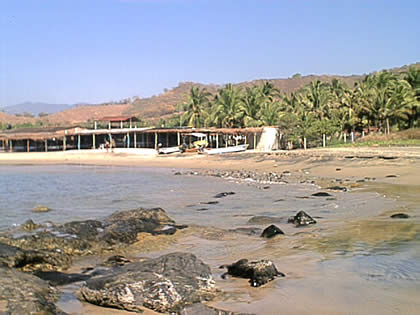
(2, 147, 420, 314)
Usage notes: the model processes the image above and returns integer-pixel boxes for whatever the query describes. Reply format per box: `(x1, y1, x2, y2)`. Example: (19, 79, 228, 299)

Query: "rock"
(311, 192, 332, 197)
(288, 211, 316, 227)
(327, 186, 347, 192)
(57, 219, 103, 241)
(261, 225, 284, 238)
(22, 219, 38, 231)
(200, 201, 219, 205)
(33, 270, 91, 286)
(0, 242, 72, 271)
(179, 303, 254, 315)
(336, 168, 341, 171)
(214, 192, 235, 198)
(77, 252, 218, 313)
(32, 205, 51, 213)
(0, 267, 64, 314)
(220, 259, 284, 287)
(229, 227, 261, 236)
(174, 172, 182, 175)
(274, 199, 285, 202)
(390, 213, 410, 219)
(386, 174, 398, 178)
(247, 216, 284, 225)
(197, 208, 209, 211)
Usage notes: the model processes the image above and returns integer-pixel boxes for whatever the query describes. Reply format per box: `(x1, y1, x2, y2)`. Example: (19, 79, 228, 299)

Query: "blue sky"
(0, 0, 419, 106)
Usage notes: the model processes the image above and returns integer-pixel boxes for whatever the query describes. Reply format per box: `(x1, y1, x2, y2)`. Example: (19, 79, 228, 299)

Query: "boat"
(204, 144, 249, 155)
(158, 146, 180, 154)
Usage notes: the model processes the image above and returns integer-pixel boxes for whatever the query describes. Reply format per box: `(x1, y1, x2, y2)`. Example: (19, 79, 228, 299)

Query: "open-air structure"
(0, 116, 272, 153)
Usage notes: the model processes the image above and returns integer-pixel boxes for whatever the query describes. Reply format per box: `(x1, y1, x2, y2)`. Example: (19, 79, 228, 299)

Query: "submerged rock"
(247, 215, 284, 225)
(220, 259, 284, 287)
(214, 192, 235, 198)
(33, 270, 90, 286)
(77, 252, 218, 313)
(179, 303, 254, 315)
(0, 267, 64, 314)
(32, 205, 51, 213)
(288, 211, 317, 227)
(311, 192, 332, 197)
(390, 213, 410, 219)
(261, 225, 284, 238)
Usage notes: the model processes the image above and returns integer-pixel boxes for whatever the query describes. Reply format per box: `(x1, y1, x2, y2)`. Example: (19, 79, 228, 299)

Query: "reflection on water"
(1, 165, 420, 314)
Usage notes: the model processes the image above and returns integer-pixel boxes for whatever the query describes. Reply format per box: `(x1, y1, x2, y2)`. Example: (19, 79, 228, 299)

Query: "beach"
(0, 147, 419, 314)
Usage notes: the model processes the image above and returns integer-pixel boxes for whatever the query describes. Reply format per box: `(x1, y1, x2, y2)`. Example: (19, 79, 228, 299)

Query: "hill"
(2, 62, 419, 127)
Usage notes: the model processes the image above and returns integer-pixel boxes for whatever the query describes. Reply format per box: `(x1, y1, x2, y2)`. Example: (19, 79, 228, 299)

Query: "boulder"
(390, 213, 410, 219)
(288, 211, 316, 227)
(0, 267, 64, 314)
(220, 259, 284, 287)
(261, 225, 284, 238)
(77, 252, 218, 313)
(0, 242, 72, 271)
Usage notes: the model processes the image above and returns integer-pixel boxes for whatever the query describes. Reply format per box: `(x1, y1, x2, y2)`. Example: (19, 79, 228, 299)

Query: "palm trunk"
(386, 118, 390, 135)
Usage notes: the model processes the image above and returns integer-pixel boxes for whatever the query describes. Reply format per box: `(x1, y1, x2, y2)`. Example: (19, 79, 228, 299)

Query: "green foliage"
(176, 70, 419, 148)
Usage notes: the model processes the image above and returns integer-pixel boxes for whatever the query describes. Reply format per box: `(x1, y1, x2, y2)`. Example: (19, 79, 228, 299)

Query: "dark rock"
(229, 227, 261, 236)
(263, 186, 270, 189)
(288, 211, 317, 227)
(214, 192, 235, 198)
(336, 168, 341, 171)
(179, 303, 254, 315)
(390, 213, 410, 219)
(327, 186, 348, 192)
(386, 174, 398, 178)
(174, 172, 182, 175)
(77, 252, 218, 313)
(57, 219, 103, 241)
(296, 196, 310, 199)
(220, 259, 284, 287)
(0, 267, 64, 314)
(311, 192, 332, 197)
(261, 225, 284, 238)
(200, 201, 219, 205)
(22, 219, 38, 231)
(197, 208, 209, 211)
(33, 270, 91, 286)
(247, 216, 284, 225)
(356, 179, 365, 183)
(274, 199, 285, 202)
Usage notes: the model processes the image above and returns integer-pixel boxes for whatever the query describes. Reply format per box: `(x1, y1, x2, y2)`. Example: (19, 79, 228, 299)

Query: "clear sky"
(0, 0, 419, 106)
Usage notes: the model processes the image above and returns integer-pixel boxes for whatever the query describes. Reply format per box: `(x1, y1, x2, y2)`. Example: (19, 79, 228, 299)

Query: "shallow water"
(1, 164, 419, 314)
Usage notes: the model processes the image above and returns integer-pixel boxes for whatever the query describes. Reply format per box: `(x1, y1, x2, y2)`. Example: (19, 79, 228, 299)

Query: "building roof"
(96, 116, 139, 122)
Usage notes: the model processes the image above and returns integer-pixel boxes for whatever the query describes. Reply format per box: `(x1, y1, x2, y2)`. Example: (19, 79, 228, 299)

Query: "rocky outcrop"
(0, 208, 186, 270)
(261, 225, 284, 238)
(220, 259, 284, 287)
(288, 211, 316, 227)
(77, 252, 218, 313)
(0, 267, 64, 314)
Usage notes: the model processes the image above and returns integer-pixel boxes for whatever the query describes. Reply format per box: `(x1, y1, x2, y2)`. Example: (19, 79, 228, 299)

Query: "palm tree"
(404, 66, 420, 127)
(240, 86, 263, 127)
(181, 86, 211, 127)
(214, 84, 243, 128)
(302, 80, 332, 119)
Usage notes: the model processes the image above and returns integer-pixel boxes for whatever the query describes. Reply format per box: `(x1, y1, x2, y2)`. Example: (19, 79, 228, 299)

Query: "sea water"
(1, 164, 419, 314)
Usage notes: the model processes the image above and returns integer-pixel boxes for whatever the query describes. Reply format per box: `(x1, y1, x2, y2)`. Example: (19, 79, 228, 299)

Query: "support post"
(322, 134, 326, 148)
(235, 136, 238, 146)
(127, 132, 130, 148)
(177, 132, 180, 146)
(351, 132, 354, 142)
(129, 119, 132, 128)
(225, 135, 228, 148)
(27, 139, 30, 152)
(134, 133, 137, 148)
(10, 140, 12, 152)
(304, 137, 307, 150)
(344, 133, 347, 143)
(154, 132, 158, 150)
(120, 121, 123, 129)
(254, 133, 257, 149)
(77, 135, 81, 150)
(94, 121, 97, 129)
(45, 140, 48, 152)
(63, 136, 67, 151)
(108, 121, 111, 129)
(216, 134, 219, 148)
(92, 134, 95, 149)
(166, 133, 169, 147)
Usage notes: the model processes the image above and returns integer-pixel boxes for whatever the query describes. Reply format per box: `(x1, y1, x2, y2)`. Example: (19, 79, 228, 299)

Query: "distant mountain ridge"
(1, 102, 72, 116)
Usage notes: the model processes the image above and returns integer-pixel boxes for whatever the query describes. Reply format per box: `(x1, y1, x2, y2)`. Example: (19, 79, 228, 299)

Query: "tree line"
(178, 66, 420, 147)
